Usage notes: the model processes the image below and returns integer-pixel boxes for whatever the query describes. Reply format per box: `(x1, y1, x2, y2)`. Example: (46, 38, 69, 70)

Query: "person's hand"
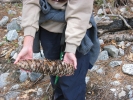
(63, 52, 77, 69)
(14, 36, 34, 64)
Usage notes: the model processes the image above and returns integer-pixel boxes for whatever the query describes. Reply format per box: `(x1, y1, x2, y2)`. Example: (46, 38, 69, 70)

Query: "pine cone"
(16, 59, 75, 76)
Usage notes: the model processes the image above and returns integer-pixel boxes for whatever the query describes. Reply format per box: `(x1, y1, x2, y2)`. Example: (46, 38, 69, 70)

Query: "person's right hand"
(14, 36, 34, 64)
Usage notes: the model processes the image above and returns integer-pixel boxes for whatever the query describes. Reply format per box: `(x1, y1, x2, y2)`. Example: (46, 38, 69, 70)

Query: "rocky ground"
(0, 1, 133, 100)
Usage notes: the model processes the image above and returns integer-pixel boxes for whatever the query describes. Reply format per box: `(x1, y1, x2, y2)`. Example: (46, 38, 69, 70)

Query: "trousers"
(39, 27, 93, 100)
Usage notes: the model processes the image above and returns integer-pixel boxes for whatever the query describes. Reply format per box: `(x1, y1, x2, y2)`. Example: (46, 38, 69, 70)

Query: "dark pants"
(40, 27, 93, 100)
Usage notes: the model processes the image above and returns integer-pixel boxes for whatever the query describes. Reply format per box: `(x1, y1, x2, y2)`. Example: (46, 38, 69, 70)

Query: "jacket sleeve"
(21, 0, 41, 37)
(65, 0, 94, 54)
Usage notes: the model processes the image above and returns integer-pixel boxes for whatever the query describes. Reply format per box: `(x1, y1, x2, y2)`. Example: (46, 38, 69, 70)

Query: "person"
(14, 0, 100, 99)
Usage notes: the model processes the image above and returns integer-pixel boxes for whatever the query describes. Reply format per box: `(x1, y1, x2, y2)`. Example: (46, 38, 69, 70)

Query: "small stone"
(19, 70, 28, 82)
(110, 88, 116, 92)
(130, 97, 133, 100)
(90, 65, 99, 71)
(131, 7, 133, 12)
(8, 10, 17, 15)
(118, 90, 126, 99)
(97, 50, 109, 60)
(29, 72, 42, 82)
(0, 16, 9, 26)
(129, 90, 133, 98)
(7, 19, 22, 31)
(125, 85, 132, 90)
(12, 53, 18, 60)
(0, 64, 2, 69)
(125, 42, 131, 47)
(117, 41, 125, 48)
(99, 39, 104, 45)
(37, 88, 44, 96)
(110, 81, 121, 86)
(119, 48, 125, 56)
(96, 68, 104, 74)
(10, 84, 20, 90)
(10, 51, 16, 57)
(120, 7, 126, 13)
(122, 64, 133, 75)
(94, 15, 102, 23)
(97, 8, 104, 15)
(85, 77, 90, 84)
(5, 91, 20, 100)
(0, 73, 9, 88)
(18, 36, 24, 46)
(104, 17, 110, 20)
(104, 45, 119, 57)
(109, 61, 122, 68)
(6, 30, 18, 41)
(130, 46, 133, 53)
(114, 73, 121, 79)
(33, 50, 45, 59)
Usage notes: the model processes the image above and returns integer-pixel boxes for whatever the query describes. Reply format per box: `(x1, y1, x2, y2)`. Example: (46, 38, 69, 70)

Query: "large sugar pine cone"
(16, 59, 75, 76)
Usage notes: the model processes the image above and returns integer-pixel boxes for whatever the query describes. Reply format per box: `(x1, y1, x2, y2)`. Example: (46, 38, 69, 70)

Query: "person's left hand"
(63, 52, 77, 69)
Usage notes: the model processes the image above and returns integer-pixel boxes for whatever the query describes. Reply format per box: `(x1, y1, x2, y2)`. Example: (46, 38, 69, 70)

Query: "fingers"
(73, 58, 77, 69)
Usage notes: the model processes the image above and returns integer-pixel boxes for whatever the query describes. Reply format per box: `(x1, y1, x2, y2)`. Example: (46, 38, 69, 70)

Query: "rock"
(85, 77, 90, 84)
(33, 50, 45, 59)
(5, 91, 20, 100)
(110, 81, 121, 86)
(0, 16, 9, 27)
(12, 52, 18, 60)
(37, 88, 44, 96)
(18, 36, 24, 46)
(125, 42, 131, 47)
(6, 30, 18, 41)
(130, 98, 133, 100)
(104, 17, 110, 20)
(10, 84, 20, 90)
(114, 73, 121, 79)
(104, 45, 119, 57)
(8, 10, 17, 15)
(125, 85, 132, 90)
(120, 7, 126, 13)
(7, 19, 22, 31)
(29, 72, 42, 82)
(96, 68, 105, 74)
(97, 50, 109, 60)
(0, 73, 9, 88)
(90, 65, 99, 72)
(117, 41, 125, 48)
(109, 61, 122, 68)
(19, 70, 28, 82)
(10, 50, 16, 57)
(0, 64, 2, 69)
(94, 15, 102, 23)
(119, 48, 124, 56)
(122, 64, 133, 75)
(131, 7, 133, 12)
(118, 89, 126, 99)
(97, 8, 104, 15)
(110, 88, 116, 92)
(130, 46, 133, 53)
(129, 90, 133, 98)
(99, 39, 104, 45)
